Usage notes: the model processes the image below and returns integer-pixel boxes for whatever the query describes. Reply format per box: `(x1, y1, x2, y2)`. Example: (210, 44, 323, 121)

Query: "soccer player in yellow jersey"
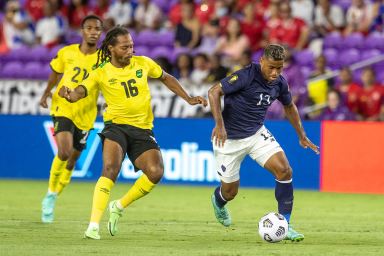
(39, 15, 103, 223)
(59, 26, 208, 240)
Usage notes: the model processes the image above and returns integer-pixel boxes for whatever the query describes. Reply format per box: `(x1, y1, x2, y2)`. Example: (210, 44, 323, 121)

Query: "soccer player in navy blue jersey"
(208, 44, 319, 242)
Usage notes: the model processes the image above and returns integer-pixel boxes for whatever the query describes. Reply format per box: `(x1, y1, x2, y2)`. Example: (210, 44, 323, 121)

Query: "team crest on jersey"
(43, 121, 104, 178)
(136, 69, 143, 78)
(229, 74, 238, 84)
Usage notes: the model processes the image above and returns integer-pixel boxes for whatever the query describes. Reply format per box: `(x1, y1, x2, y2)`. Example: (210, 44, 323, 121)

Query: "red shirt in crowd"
(337, 83, 362, 113)
(268, 17, 307, 49)
(357, 84, 384, 119)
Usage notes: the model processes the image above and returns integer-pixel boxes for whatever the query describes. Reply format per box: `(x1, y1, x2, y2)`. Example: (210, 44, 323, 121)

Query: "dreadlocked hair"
(96, 26, 130, 67)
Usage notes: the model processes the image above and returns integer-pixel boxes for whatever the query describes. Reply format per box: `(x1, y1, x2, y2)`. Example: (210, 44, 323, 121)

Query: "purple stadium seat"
(252, 50, 263, 63)
(300, 66, 313, 79)
(323, 48, 339, 69)
(373, 62, 384, 77)
(343, 33, 364, 49)
(332, 0, 351, 12)
(152, 0, 172, 13)
(156, 30, 175, 47)
(24, 61, 44, 79)
(361, 49, 381, 61)
(352, 68, 363, 84)
(0, 61, 24, 78)
(134, 46, 150, 56)
(29, 45, 50, 62)
(1, 46, 30, 62)
(66, 30, 82, 44)
(149, 46, 173, 61)
(376, 69, 384, 83)
(364, 32, 384, 51)
(323, 32, 343, 49)
(339, 49, 361, 67)
(49, 44, 64, 60)
(294, 50, 314, 67)
(135, 30, 158, 47)
(171, 47, 191, 63)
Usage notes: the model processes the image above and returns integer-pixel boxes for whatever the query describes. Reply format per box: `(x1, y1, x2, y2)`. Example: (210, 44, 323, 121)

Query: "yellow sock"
(119, 174, 155, 208)
(90, 176, 114, 224)
(48, 156, 67, 192)
(55, 168, 73, 194)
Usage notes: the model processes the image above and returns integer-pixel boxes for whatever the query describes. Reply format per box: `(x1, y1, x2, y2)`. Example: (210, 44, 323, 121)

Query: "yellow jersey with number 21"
(50, 44, 99, 130)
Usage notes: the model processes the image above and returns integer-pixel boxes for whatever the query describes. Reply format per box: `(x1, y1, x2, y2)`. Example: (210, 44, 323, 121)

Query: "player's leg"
(264, 152, 304, 242)
(42, 117, 74, 223)
(56, 129, 89, 194)
(108, 128, 162, 236)
(211, 138, 247, 227)
(84, 138, 124, 240)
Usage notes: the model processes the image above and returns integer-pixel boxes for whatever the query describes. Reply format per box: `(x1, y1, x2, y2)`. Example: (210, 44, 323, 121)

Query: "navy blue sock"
(214, 186, 227, 208)
(275, 179, 293, 223)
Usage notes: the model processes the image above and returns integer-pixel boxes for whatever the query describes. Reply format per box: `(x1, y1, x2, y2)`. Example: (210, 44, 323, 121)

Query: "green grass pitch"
(0, 180, 383, 256)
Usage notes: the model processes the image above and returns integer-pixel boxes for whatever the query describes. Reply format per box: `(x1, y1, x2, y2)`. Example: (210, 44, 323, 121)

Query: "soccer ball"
(258, 212, 288, 243)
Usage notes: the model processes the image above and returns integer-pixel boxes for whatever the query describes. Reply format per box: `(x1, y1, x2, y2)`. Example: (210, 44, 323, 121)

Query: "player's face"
(81, 19, 103, 46)
(110, 34, 134, 66)
(260, 57, 284, 82)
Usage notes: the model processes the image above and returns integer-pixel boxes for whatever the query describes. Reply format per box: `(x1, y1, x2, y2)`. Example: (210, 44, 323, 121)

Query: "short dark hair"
(263, 44, 286, 61)
(81, 14, 103, 28)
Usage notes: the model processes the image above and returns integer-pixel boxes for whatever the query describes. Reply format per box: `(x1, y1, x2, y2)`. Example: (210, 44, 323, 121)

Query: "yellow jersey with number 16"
(50, 44, 99, 130)
(82, 56, 163, 130)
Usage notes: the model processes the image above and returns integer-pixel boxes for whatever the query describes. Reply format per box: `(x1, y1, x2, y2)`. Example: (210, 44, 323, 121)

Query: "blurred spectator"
(154, 56, 173, 74)
(190, 53, 210, 85)
(195, 0, 215, 25)
(175, 2, 201, 49)
(93, 0, 110, 20)
(240, 2, 266, 51)
(345, 0, 374, 35)
(1, 0, 35, 51)
(106, 0, 133, 28)
(356, 67, 384, 121)
(168, 0, 195, 27)
(134, 0, 163, 31)
(335, 67, 362, 113)
(370, 0, 384, 32)
(215, 17, 250, 66)
(205, 54, 229, 83)
(264, 1, 280, 35)
(268, 2, 309, 50)
(236, 0, 269, 19)
(307, 55, 334, 105)
(291, 0, 314, 27)
(68, 0, 91, 29)
(314, 0, 345, 37)
(317, 89, 356, 120)
(35, 1, 66, 47)
(24, 0, 45, 21)
(196, 18, 220, 55)
(173, 53, 193, 84)
(231, 49, 252, 73)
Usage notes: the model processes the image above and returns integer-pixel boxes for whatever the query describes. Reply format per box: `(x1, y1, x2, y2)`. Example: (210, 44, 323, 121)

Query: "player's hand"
(187, 96, 208, 107)
(211, 125, 227, 147)
(299, 137, 320, 154)
(39, 91, 52, 108)
(58, 86, 71, 101)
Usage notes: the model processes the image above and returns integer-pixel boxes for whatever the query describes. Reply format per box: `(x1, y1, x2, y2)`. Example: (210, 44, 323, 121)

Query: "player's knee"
(102, 162, 120, 181)
(145, 165, 164, 184)
(66, 161, 75, 170)
(57, 148, 71, 161)
(275, 165, 292, 181)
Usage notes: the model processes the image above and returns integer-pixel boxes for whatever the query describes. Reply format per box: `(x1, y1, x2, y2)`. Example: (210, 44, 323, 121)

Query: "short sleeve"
(220, 65, 253, 95)
(50, 47, 65, 74)
(143, 56, 163, 78)
(277, 76, 293, 106)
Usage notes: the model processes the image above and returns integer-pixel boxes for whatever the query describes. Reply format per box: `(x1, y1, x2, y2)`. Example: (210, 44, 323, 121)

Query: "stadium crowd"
(0, 0, 383, 121)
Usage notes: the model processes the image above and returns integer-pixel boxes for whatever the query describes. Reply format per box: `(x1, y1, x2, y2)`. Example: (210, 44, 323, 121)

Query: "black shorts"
(52, 116, 90, 151)
(98, 123, 160, 170)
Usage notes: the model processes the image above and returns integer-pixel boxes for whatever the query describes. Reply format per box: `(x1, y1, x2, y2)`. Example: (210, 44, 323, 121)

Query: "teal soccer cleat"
(41, 193, 57, 223)
(285, 224, 305, 242)
(107, 200, 123, 236)
(211, 194, 232, 227)
(84, 227, 101, 240)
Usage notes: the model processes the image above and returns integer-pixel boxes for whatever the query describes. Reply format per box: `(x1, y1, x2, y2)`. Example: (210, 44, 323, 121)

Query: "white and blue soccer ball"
(258, 212, 288, 243)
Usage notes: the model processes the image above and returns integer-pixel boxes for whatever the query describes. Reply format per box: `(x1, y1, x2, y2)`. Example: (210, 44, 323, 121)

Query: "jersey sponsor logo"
(43, 121, 104, 178)
(108, 78, 118, 85)
(136, 69, 143, 78)
(229, 74, 238, 84)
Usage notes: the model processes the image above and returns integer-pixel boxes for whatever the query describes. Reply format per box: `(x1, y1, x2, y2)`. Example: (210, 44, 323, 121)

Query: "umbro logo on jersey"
(136, 69, 143, 78)
(108, 78, 118, 84)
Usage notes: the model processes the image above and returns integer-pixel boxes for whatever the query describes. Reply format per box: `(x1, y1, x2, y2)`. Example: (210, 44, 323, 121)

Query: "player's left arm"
(159, 71, 207, 107)
(58, 85, 87, 103)
(284, 102, 320, 154)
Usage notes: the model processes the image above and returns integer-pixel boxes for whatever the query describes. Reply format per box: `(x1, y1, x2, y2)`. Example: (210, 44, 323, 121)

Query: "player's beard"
(117, 55, 131, 66)
(86, 42, 96, 48)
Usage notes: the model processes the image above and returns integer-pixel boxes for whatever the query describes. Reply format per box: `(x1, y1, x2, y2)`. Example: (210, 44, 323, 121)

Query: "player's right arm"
(59, 85, 87, 103)
(208, 83, 226, 147)
(39, 71, 62, 108)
